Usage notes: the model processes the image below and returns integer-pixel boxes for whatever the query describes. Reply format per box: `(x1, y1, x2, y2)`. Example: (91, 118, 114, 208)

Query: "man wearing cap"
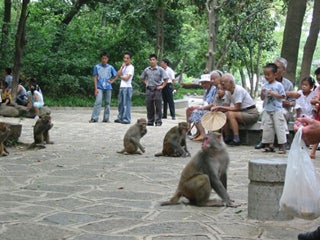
(161, 58, 176, 120)
(211, 73, 259, 146)
(141, 54, 169, 126)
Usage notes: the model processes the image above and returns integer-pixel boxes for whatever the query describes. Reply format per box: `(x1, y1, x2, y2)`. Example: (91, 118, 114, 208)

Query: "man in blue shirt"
(89, 52, 118, 123)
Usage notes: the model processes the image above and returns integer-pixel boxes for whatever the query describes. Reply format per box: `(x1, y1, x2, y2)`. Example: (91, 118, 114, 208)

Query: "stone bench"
(248, 158, 293, 221)
(239, 121, 295, 146)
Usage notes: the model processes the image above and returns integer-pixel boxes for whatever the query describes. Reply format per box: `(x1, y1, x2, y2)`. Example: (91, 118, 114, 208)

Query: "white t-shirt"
(120, 64, 134, 88)
(295, 90, 315, 119)
(230, 85, 255, 109)
(165, 66, 175, 83)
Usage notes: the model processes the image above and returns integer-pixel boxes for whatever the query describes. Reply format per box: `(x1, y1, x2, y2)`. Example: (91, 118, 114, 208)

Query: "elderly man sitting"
(210, 73, 259, 146)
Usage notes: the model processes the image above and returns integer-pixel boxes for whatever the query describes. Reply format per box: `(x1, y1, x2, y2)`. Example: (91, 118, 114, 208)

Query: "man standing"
(89, 52, 118, 123)
(114, 52, 134, 124)
(141, 54, 168, 126)
(160, 58, 176, 120)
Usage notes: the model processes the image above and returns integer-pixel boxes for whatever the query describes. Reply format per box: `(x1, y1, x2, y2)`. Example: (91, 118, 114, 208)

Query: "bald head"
(221, 73, 235, 91)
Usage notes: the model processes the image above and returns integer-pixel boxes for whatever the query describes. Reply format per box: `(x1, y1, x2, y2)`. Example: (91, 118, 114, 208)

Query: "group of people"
(89, 52, 176, 126)
(185, 70, 259, 147)
(1, 67, 44, 120)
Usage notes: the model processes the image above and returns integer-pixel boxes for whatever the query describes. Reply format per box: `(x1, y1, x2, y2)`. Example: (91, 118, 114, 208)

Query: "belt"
(146, 86, 158, 91)
(242, 105, 256, 111)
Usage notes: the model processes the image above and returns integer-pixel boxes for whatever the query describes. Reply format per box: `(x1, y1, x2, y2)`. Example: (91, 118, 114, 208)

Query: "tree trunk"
(0, 0, 12, 67)
(281, 0, 307, 85)
(12, 0, 29, 103)
(205, 0, 217, 73)
(155, 7, 164, 60)
(300, 0, 320, 84)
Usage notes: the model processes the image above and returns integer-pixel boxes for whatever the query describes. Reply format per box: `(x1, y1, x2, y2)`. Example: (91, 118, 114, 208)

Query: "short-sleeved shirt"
(203, 85, 216, 105)
(230, 85, 255, 110)
(141, 65, 168, 87)
(165, 66, 175, 84)
(120, 64, 134, 88)
(93, 63, 117, 90)
(294, 90, 315, 119)
(262, 81, 286, 112)
(5, 75, 12, 89)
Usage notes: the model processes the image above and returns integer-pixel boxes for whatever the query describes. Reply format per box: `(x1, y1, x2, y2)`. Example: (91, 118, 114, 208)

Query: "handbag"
(279, 127, 320, 220)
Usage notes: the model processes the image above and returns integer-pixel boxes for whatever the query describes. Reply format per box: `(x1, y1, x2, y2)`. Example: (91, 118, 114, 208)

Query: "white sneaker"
(34, 115, 39, 120)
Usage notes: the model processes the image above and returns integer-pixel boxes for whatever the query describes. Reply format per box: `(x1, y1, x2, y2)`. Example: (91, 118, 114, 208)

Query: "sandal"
(310, 153, 316, 159)
(278, 147, 286, 154)
(262, 147, 275, 153)
(193, 135, 204, 141)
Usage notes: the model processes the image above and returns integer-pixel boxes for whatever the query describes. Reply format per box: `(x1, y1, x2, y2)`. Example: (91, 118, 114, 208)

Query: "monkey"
(155, 122, 190, 157)
(117, 118, 147, 154)
(161, 132, 235, 207)
(0, 122, 10, 156)
(28, 113, 53, 149)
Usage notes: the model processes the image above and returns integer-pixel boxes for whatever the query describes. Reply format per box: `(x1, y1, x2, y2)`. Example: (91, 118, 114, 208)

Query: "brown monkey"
(117, 118, 147, 154)
(0, 122, 10, 156)
(28, 113, 53, 149)
(161, 132, 234, 207)
(155, 122, 190, 157)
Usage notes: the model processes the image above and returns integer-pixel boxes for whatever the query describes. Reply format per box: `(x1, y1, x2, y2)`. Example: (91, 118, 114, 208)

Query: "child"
(295, 76, 315, 118)
(309, 76, 320, 159)
(1, 81, 12, 105)
(260, 63, 287, 154)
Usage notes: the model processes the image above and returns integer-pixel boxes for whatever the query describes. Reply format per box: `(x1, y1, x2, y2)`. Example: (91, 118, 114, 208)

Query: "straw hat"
(201, 111, 226, 131)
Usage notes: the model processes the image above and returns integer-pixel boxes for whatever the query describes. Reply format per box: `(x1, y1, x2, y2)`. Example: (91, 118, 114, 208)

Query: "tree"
(0, 0, 12, 68)
(281, 0, 307, 84)
(300, 0, 320, 83)
(12, 0, 29, 102)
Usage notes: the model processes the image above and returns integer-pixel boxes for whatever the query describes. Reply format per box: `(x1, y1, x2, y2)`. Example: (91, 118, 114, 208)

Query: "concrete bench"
(239, 121, 295, 146)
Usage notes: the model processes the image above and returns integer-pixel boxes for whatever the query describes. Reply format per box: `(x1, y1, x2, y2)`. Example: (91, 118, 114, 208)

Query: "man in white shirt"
(114, 52, 135, 124)
(160, 59, 176, 120)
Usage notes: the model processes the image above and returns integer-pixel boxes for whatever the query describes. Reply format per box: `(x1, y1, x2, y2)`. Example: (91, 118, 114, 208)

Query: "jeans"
(91, 89, 112, 121)
(117, 87, 132, 123)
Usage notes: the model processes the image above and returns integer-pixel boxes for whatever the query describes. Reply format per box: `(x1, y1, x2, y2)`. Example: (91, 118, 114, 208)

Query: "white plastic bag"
(279, 127, 320, 220)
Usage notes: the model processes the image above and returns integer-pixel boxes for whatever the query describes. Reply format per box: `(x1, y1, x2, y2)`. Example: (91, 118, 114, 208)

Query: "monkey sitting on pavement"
(117, 118, 147, 154)
(0, 122, 10, 156)
(155, 122, 191, 157)
(161, 132, 236, 207)
(28, 113, 53, 149)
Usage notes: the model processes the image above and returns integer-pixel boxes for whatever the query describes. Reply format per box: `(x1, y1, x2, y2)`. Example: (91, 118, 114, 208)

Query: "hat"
(198, 74, 211, 83)
(201, 111, 226, 131)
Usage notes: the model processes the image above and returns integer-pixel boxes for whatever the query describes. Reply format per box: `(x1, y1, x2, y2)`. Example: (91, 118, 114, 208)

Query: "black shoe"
(147, 122, 154, 126)
(298, 227, 320, 240)
(121, 121, 130, 124)
(227, 140, 240, 146)
(89, 119, 97, 123)
(162, 116, 167, 119)
(102, 120, 110, 123)
(172, 117, 176, 120)
(155, 122, 162, 126)
(114, 119, 122, 123)
(255, 142, 265, 149)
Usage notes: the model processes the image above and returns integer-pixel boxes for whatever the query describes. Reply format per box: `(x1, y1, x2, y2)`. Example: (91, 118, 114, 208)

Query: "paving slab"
(0, 107, 319, 240)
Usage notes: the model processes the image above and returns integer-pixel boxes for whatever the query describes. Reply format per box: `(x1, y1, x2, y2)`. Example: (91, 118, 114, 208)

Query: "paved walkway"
(0, 107, 319, 240)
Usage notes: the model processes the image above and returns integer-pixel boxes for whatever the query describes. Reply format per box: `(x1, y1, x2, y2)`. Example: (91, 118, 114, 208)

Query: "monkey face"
(201, 133, 223, 150)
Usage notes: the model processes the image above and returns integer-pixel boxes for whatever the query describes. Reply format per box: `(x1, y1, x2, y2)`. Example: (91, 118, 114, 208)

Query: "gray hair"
(210, 70, 223, 78)
(274, 57, 288, 69)
(223, 73, 235, 84)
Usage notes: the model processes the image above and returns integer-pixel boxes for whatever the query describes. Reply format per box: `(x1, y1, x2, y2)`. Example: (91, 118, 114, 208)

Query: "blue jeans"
(91, 89, 112, 121)
(117, 87, 132, 123)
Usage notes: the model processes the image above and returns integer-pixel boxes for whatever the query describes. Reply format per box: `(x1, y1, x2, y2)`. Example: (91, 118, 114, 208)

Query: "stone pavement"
(0, 107, 319, 240)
